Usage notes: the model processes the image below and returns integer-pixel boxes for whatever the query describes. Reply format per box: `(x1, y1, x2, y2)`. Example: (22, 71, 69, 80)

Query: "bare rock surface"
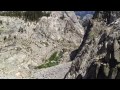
(0, 11, 84, 79)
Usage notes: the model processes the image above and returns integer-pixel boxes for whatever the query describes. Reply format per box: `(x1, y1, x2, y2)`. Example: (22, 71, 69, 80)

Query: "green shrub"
(35, 51, 63, 69)
(48, 51, 58, 62)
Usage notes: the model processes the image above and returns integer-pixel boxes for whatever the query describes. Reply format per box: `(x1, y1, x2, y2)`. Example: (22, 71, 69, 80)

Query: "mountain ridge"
(65, 11, 120, 79)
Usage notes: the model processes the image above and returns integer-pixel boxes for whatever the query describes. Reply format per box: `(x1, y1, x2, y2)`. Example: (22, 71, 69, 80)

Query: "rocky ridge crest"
(65, 11, 120, 79)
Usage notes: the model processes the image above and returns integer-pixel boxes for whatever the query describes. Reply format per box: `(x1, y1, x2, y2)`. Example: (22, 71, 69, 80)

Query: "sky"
(75, 11, 95, 18)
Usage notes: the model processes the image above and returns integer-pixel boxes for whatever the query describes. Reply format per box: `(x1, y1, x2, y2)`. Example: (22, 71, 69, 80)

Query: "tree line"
(0, 11, 50, 22)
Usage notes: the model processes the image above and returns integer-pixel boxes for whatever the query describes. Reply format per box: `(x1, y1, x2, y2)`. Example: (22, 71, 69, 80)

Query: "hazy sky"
(75, 11, 95, 17)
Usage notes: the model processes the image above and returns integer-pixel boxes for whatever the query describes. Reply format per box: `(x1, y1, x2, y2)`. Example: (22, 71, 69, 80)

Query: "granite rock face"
(65, 11, 120, 79)
(3, 11, 120, 79)
(0, 11, 84, 78)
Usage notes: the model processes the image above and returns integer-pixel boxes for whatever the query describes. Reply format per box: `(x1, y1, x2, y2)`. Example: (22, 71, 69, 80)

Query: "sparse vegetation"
(35, 51, 63, 69)
(89, 31, 95, 39)
(89, 28, 102, 39)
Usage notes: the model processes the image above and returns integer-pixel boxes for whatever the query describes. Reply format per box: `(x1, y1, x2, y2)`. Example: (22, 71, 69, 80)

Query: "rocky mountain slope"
(2, 11, 120, 79)
(65, 11, 120, 79)
(0, 11, 84, 78)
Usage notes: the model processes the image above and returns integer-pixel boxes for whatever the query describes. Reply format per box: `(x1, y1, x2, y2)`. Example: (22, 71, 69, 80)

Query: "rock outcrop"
(65, 11, 120, 79)
(0, 11, 84, 78)
(31, 62, 72, 79)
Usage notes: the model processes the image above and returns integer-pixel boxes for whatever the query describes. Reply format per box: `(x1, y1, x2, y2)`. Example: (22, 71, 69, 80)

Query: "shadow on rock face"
(70, 19, 93, 61)
(70, 49, 79, 61)
(76, 74, 82, 79)
(83, 62, 98, 79)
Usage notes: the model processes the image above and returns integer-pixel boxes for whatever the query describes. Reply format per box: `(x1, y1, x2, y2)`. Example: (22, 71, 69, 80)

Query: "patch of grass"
(89, 28, 102, 40)
(89, 31, 95, 39)
(48, 51, 58, 62)
(35, 51, 63, 69)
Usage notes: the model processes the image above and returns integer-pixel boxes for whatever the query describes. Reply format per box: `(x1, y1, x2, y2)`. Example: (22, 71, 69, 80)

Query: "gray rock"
(103, 64, 110, 77)
(31, 62, 72, 79)
(114, 39, 120, 62)
(110, 68, 118, 79)
(0, 11, 84, 78)
(65, 11, 120, 79)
